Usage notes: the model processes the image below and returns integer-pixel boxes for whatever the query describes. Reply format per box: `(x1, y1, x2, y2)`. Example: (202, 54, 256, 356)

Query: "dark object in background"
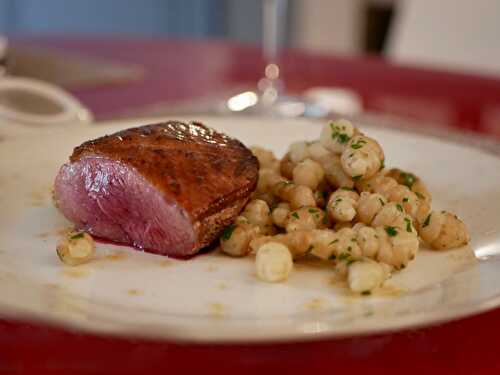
(364, 2, 394, 54)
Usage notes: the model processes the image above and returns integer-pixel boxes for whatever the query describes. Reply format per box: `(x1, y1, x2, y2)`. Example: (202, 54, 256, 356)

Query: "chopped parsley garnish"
(396, 203, 403, 212)
(423, 213, 432, 227)
(400, 172, 416, 189)
(340, 187, 355, 191)
(338, 252, 350, 261)
(221, 225, 235, 241)
(329, 239, 339, 245)
(378, 198, 385, 206)
(415, 192, 425, 200)
(351, 139, 367, 149)
(403, 197, 409, 203)
(361, 290, 372, 296)
(338, 133, 350, 144)
(384, 226, 398, 237)
(292, 212, 300, 220)
(404, 218, 412, 233)
(346, 259, 356, 266)
(379, 159, 385, 171)
(352, 175, 363, 181)
(70, 232, 84, 240)
(308, 208, 318, 214)
(329, 122, 351, 144)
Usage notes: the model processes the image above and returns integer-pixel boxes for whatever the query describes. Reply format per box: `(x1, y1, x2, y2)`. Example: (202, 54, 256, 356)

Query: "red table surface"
(13, 37, 500, 135)
(3, 37, 500, 374)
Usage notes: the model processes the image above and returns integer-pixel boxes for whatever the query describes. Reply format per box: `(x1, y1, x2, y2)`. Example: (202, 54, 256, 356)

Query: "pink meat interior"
(54, 157, 195, 256)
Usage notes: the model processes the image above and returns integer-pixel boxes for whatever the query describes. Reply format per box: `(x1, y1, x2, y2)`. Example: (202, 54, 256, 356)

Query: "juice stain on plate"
(208, 302, 226, 318)
(104, 251, 128, 261)
(304, 298, 328, 311)
(127, 289, 143, 296)
(61, 268, 90, 279)
(159, 259, 173, 267)
(294, 256, 332, 271)
(38, 226, 72, 239)
(30, 188, 51, 207)
(37, 232, 50, 239)
(374, 284, 405, 297)
(44, 283, 61, 290)
(216, 282, 228, 290)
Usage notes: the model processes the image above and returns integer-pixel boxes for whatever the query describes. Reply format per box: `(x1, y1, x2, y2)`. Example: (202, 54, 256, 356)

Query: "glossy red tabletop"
(3, 38, 500, 374)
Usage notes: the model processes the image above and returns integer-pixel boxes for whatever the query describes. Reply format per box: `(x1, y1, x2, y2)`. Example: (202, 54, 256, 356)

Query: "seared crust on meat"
(70, 121, 259, 251)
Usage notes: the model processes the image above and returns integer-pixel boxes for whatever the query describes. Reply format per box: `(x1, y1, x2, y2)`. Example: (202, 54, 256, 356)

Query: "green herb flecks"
(221, 225, 236, 241)
(292, 212, 300, 220)
(329, 239, 339, 245)
(403, 197, 409, 203)
(338, 133, 350, 144)
(384, 226, 398, 237)
(338, 252, 350, 261)
(396, 203, 403, 212)
(340, 187, 355, 191)
(400, 172, 417, 189)
(404, 218, 412, 233)
(423, 213, 432, 227)
(70, 232, 84, 240)
(379, 159, 385, 171)
(350, 139, 367, 150)
(352, 175, 363, 182)
(329, 122, 351, 144)
(308, 208, 318, 214)
(415, 191, 425, 200)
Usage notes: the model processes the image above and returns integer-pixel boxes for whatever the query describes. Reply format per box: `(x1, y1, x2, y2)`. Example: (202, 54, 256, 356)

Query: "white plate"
(1, 115, 500, 343)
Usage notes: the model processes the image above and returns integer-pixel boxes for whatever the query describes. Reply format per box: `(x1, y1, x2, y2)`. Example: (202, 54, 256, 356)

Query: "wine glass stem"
(261, 0, 287, 101)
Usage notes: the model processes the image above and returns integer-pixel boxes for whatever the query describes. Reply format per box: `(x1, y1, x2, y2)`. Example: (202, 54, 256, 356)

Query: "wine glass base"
(224, 90, 330, 118)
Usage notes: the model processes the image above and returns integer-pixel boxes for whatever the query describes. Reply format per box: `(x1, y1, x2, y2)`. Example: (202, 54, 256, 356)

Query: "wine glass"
(225, 0, 328, 118)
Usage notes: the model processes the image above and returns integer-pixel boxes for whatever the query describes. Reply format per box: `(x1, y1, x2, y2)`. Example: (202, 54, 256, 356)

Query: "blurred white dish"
(0, 115, 499, 343)
(0, 76, 92, 127)
(0, 36, 92, 128)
